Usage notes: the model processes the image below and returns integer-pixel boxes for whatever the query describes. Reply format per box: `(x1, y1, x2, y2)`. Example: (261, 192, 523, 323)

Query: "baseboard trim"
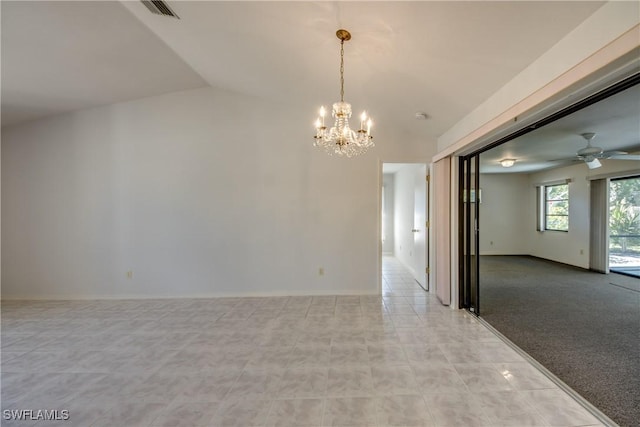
(477, 316, 620, 427)
(0, 289, 381, 301)
(478, 252, 529, 256)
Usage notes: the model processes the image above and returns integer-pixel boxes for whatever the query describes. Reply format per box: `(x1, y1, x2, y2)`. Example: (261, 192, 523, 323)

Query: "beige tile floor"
(0, 256, 604, 426)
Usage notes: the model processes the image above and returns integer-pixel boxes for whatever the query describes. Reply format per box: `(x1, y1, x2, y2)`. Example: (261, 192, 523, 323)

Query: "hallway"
(382, 256, 430, 297)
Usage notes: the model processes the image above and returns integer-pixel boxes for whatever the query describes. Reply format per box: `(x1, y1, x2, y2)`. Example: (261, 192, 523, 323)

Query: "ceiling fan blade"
(607, 154, 640, 161)
(548, 157, 580, 163)
(599, 150, 628, 158)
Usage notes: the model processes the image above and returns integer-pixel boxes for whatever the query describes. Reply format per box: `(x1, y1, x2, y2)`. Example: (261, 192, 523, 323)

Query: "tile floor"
(1, 256, 604, 426)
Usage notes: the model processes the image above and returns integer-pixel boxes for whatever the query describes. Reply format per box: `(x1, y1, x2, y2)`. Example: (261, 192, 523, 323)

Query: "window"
(545, 184, 569, 231)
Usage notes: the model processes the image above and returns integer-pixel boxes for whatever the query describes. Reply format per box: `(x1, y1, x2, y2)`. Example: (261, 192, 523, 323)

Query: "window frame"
(544, 183, 569, 232)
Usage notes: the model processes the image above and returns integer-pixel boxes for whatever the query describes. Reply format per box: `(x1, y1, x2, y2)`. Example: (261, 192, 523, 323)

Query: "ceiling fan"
(571, 132, 640, 169)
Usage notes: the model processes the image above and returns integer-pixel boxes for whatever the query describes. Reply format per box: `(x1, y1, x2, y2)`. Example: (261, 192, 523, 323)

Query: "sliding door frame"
(456, 72, 640, 316)
(459, 154, 480, 314)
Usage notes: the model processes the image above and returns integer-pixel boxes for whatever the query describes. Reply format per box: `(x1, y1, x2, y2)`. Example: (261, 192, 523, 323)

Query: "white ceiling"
(1, 1, 207, 126)
(480, 83, 640, 173)
(2, 0, 605, 139)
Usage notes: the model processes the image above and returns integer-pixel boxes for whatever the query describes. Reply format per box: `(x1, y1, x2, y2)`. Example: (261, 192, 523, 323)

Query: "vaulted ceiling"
(2, 0, 606, 150)
(0, 1, 207, 127)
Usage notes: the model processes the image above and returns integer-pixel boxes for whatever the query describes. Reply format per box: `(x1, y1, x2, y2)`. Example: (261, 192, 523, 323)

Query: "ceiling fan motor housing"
(577, 132, 603, 157)
(577, 146, 603, 157)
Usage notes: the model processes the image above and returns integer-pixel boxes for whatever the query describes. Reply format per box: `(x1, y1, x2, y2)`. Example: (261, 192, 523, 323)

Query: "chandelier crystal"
(313, 29, 374, 157)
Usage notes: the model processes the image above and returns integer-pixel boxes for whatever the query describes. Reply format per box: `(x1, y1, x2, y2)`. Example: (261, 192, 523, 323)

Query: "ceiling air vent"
(141, 0, 179, 19)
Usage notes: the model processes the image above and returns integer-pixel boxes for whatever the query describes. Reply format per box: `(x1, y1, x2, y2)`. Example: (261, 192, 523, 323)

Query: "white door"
(413, 165, 427, 289)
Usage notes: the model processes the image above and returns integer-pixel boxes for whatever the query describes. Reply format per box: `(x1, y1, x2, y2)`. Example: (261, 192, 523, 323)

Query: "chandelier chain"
(340, 39, 345, 102)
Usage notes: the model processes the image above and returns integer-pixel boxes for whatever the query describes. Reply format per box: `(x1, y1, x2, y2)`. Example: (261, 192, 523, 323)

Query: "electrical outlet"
(318, 267, 324, 276)
(580, 249, 584, 255)
(126, 270, 133, 279)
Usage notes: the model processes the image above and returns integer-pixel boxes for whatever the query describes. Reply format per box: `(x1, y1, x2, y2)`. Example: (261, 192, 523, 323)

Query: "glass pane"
(470, 156, 478, 314)
(547, 200, 568, 216)
(546, 184, 568, 200)
(546, 215, 568, 231)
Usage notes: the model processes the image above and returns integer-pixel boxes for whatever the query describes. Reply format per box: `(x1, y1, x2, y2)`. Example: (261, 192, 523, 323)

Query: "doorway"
(381, 163, 430, 291)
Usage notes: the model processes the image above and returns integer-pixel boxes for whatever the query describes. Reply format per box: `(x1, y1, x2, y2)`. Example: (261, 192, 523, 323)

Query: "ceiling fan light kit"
(586, 158, 602, 169)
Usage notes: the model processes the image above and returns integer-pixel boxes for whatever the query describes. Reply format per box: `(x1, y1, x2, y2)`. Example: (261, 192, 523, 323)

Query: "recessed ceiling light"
(500, 159, 516, 168)
(415, 112, 429, 120)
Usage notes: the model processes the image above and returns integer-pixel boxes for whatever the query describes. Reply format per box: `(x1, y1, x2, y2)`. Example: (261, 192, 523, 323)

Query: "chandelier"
(313, 29, 374, 157)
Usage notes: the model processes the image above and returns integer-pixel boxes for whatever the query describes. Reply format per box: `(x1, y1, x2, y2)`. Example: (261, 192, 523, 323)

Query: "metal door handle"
(412, 229, 420, 232)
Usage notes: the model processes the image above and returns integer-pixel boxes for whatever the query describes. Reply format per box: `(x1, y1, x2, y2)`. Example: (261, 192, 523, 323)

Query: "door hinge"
(426, 175, 430, 183)
(426, 267, 430, 274)
(425, 220, 430, 228)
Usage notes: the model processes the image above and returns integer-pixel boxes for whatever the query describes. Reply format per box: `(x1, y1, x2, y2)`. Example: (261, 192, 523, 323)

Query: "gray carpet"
(479, 255, 640, 427)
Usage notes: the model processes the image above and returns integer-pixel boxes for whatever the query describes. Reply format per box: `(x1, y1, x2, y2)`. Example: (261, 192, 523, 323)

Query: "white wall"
(381, 174, 394, 254)
(478, 173, 530, 255)
(1, 86, 432, 299)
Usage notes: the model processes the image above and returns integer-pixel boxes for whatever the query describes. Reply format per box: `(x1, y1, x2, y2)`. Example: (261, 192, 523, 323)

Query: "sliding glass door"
(609, 175, 640, 278)
(459, 155, 480, 314)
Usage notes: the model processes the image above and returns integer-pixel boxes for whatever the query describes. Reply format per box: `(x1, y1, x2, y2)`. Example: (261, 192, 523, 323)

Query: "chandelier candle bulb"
(360, 112, 367, 130)
(367, 119, 372, 135)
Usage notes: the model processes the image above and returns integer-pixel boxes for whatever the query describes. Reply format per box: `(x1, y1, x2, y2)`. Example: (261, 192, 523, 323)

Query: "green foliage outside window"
(609, 177, 640, 254)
